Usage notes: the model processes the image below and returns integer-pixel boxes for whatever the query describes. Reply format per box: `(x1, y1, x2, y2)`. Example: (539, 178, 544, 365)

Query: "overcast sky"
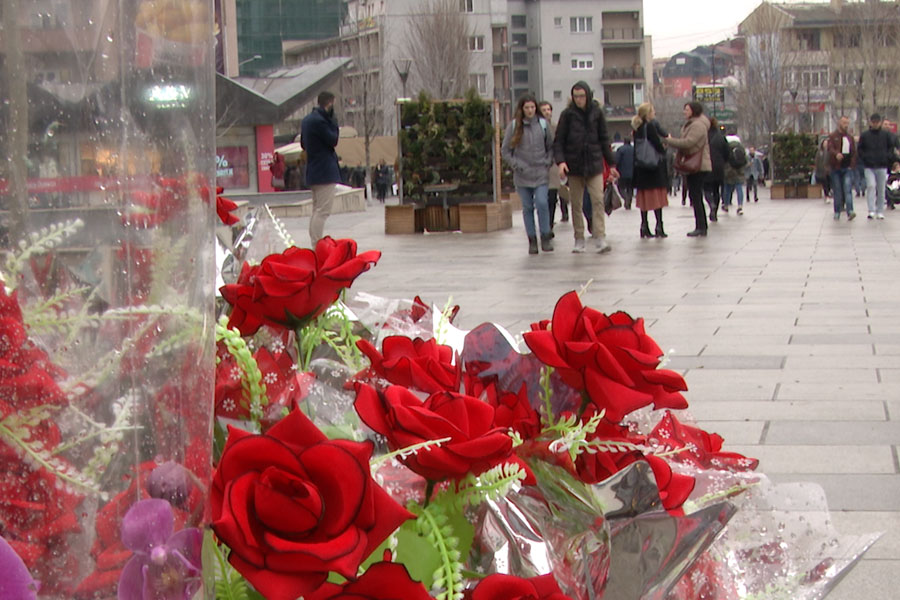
(644, 0, 825, 58)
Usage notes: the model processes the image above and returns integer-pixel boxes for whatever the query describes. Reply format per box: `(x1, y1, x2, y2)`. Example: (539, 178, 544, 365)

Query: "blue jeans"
(864, 167, 887, 214)
(517, 184, 550, 238)
(724, 182, 744, 207)
(831, 168, 854, 215)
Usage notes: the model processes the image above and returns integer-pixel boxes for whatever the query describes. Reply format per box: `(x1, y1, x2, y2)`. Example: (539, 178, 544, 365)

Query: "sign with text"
(693, 85, 725, 104)
(216, 146, 250, 188)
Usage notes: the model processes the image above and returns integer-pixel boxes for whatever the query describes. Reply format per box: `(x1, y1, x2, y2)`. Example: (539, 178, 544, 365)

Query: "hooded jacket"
(666, 114, 712, 173)
(552, 82, 616, 177)
(501, 115, 552, 188)
(858, 127, 898, 169)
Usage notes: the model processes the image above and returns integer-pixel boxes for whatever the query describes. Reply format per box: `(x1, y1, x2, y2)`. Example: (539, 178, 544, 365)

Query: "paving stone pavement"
(281, 187, 899, 598)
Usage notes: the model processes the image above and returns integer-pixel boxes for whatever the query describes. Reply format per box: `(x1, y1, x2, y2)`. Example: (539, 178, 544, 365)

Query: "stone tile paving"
(279, 186, 899, 598)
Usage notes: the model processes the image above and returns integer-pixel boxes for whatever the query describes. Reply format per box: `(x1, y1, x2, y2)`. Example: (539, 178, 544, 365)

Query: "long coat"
(552, 82, 616, 177)
(301, 106, 341, 186)
(632, 120, 668, 190)
(666, 115, 712, 173)
(707, 128, 729, 184)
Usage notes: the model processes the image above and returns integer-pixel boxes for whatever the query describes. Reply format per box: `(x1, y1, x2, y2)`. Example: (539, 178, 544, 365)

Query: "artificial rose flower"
(210, 409, 412, 600)
(409, 295, 460, 324)
(355, 336, 461, 393)
(309, 560, 432, 600)
(215, 186, 241, 225)
(650, 411, 759, 472)
(466, 573, 573, 600)
(643, 455, 696, 513)
(523, 291, 688, 423)
(117, 499, 202, 600)
(485, 382, 541, 440)
(354, 384, 527, 482)
(220, 237, 381, 336)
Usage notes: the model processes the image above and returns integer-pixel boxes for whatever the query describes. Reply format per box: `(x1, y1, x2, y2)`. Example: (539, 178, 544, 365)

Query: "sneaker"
(868, 212, 875, 219)
(834, 213, 841, 220)
(737, 207, 743, 215)
(848, 212, 857, 221)
(572, 239, 586, 253)
(722, 205, 729, 213)
(877, 213, 885, 220)
(595, 237, 611, 254)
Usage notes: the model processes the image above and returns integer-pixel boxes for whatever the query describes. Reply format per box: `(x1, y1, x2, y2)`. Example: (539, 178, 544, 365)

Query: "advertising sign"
(216, 146, 250, 188)
(693, 85, 726, 104)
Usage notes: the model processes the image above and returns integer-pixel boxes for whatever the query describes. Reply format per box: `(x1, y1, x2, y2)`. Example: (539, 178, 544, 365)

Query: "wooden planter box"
(770, 183, 787, 199)
(460, 203, 502, 233)
(422, 206, 460, 232)
(385, 205, 420, 234)
(805, 183, 823, 198)
(771, 181, 820, 199)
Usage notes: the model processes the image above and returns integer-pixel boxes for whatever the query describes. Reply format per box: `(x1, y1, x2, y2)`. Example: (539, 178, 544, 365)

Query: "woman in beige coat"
(666, 101, 712, 236)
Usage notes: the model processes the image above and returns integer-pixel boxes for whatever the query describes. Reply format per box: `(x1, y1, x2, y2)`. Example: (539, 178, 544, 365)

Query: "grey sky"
(644, 0, 826, 58)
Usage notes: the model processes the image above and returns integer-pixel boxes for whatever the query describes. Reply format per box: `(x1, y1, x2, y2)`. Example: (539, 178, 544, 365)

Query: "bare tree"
(404, 0, 471, 100)
(738, 6, 789, 145)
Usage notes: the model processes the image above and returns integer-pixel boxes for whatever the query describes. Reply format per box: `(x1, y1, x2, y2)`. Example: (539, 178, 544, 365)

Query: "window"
(675, 57, 686, 65)
(570, 16, 592, 33)
(468, 36, 485, 51)
(511, 14, 526, 28)
(571, 53, 594, 70)
(513, 52, 528, 65)
(513, 70, 529, 83)
(459, 0, 474, 13)
(554, 17, 562, 28)
(553, 90, 562, 100)
(514, 88, 530, 99)
(468, 73, 488, 95)
(552, 53, 560, 64)
(797, 29, 820, 51)
(833, 30, 860, 48)
(511, 33, 527, 46)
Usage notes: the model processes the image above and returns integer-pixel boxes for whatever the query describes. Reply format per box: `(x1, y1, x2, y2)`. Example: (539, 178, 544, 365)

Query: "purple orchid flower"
(117, 498, 202, 600)
(0, 534, 38, 599)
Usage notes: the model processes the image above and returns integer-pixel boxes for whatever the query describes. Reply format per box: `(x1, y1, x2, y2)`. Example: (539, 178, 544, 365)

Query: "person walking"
(746, 147, 764, 203)
(301, 91, 342, 244)
(538, 101, 567, 226)
(615, 138, 635, 209)
(374, 160, 390, 203)
(270, 152, 286, 191)
(857, 113, 895, 219)
(826, 115, 858, 221)
(724, 137, 748, 215)
(630, 103, 669, 238)
(704, 117, 728, 221)
(814, 138, 832, 200)
(502, 94, 554, 255)
(553, 81, 619, 253)
(666, 101, 711, 236)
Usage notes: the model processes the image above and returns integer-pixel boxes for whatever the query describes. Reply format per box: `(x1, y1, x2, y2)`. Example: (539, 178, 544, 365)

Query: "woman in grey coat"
(502, 94, 553, 254)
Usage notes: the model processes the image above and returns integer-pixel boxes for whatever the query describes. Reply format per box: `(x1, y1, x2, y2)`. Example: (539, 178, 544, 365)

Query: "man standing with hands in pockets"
(553, 81, 619, 253)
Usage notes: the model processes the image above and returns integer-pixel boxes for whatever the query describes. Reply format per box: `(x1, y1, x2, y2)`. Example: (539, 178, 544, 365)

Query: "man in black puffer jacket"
(553, 81, 619, 254)
(858, 113, 900, 219)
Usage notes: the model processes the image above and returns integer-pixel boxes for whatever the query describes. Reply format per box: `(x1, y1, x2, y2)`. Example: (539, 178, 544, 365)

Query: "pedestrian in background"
(502, 94, 553, 255)
(374, 160, 390, 203)
(746, 147, 764, 203)
(857, 113, 895, 219)
(301, 91, 341, 244)
(631, 102, 669, 238)
(826, 115, 858, 221)
(615, 138, 634, 209)
(666, 101, 711, 237)
(815, 139, 831, 200)
(270, 152, 286, 191)
(704, 117, 728, 221)
(538, 101, 566, 227)
(724, 136, 748, 215)
(553, 81, 619, 253)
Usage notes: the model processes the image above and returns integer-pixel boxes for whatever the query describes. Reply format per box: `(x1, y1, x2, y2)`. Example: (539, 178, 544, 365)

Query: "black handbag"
(634, 123, 661, 170)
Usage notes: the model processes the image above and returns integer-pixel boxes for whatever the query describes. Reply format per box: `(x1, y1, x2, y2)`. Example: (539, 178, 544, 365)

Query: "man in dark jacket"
(615, 138, 634, 209)
(553, 81, 619, 253)
(826, 115, 857, 220)
(301, 91, 341, 243)
(858, 113, 898, 219)
(704, 120, 728, 220)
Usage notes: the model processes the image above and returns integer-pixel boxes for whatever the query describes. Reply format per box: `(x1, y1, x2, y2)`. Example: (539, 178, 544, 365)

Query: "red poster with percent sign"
(216, 147, 250, 189)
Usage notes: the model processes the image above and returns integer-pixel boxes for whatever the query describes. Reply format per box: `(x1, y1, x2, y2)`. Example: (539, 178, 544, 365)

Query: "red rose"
(220, 237, 381, 336)
(466, 573, 573, 600)
(309, 561, 433, 600)
(216, 187, 241, 225)
(210, 409, 413, 600)
(485, 382, 541, 440)
(523, 291, 688, 423)
(354, 383, 526, 482)
(355, 335, 461, 393)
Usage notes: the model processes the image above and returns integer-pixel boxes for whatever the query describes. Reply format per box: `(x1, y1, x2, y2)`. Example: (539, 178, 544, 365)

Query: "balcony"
(492, 51, 508, 65)
(601, 66, 644, 81)
(600, 28, 644, 44)
(603, 104, 637, 121)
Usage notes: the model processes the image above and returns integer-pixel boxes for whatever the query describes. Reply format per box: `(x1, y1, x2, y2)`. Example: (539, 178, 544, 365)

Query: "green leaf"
(393, 518, 443, 590)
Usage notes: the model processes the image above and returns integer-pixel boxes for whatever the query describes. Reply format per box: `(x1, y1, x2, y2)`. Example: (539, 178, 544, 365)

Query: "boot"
(640, 222, 653, 238)
(560, 201, 569, 222)
(540, 234, 554, 252)
(528, 236, 539, 255)
(655, 210, 667, 238)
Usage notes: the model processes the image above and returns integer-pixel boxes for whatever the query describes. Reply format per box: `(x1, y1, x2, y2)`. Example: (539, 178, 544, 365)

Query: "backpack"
(728, 143, 748, 169)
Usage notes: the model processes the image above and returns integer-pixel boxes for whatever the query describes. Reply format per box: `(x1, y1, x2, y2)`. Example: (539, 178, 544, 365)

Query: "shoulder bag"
(634, 123, 661, 169)
(674, 148, 702, 174)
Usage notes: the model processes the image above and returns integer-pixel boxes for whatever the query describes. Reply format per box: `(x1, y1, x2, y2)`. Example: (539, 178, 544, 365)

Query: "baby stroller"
(887, 165, 900, 210)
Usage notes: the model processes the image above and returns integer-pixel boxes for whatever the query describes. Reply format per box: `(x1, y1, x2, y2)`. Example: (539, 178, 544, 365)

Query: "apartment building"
(505, 0, 652, 140)
(740, 0, 900, 134)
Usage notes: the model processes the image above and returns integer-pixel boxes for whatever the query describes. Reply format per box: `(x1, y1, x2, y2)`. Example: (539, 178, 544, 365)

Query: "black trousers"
(547, 188, 559, 225)
(703, 180, 721, 217)
(687, 172, 708, 231)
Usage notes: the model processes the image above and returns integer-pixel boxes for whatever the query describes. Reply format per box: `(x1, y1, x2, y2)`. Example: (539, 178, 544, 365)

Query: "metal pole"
(2, 0, 31, 244)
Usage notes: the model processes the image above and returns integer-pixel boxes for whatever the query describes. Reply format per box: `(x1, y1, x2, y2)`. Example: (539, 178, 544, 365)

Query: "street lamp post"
(394, 57, 412, 99)
(238, 54, 262, 69)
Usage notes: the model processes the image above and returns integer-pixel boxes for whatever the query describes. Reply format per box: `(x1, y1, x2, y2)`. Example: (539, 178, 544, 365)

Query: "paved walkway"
(283, 187, 899, 598)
